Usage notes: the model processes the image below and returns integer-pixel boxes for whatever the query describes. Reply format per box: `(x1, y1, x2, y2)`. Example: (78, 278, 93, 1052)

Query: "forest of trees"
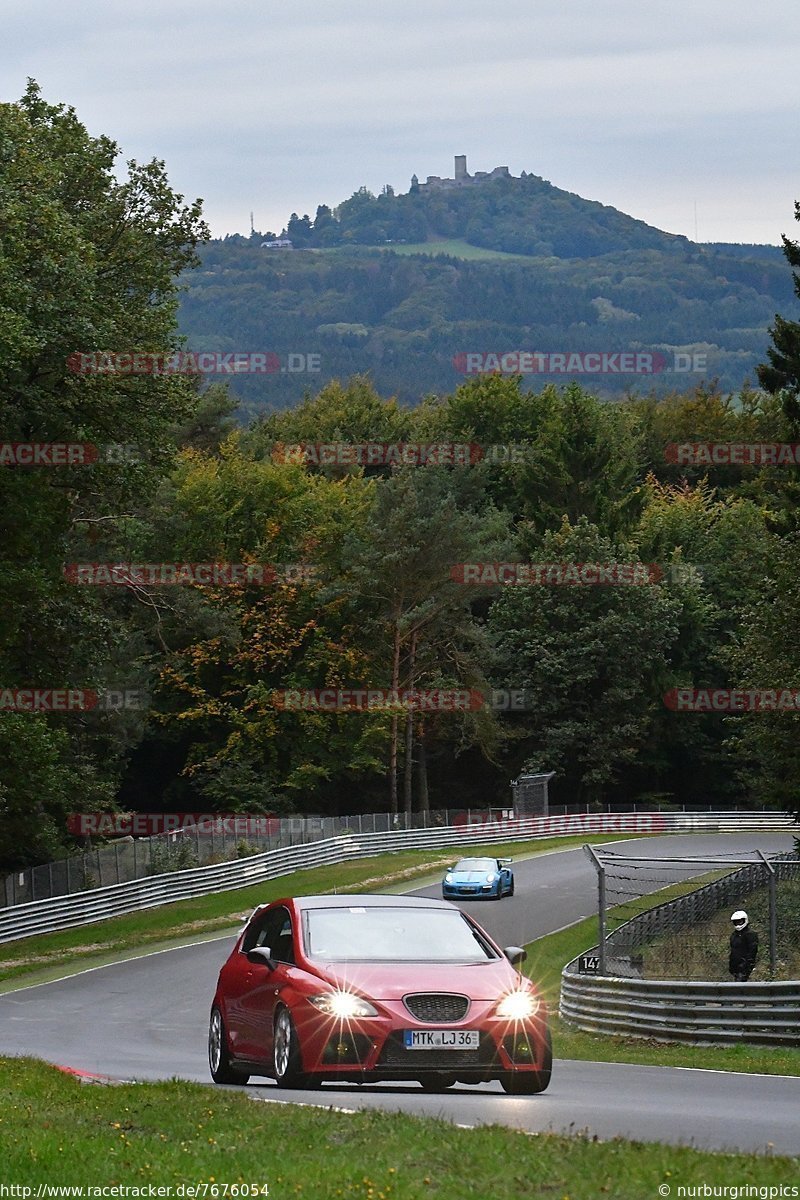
(2, 87, 800, 872)
(178, 231, 791, 409)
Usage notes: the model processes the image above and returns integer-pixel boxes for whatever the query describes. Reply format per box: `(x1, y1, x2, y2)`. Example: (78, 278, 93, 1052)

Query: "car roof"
(296, 894, 456, 910)
(256, 894, 457, 913)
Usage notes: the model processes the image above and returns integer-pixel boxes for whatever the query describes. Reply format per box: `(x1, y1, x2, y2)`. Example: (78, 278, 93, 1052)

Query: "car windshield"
(304, 905, 498, 962)
(453, 858, 496, 872)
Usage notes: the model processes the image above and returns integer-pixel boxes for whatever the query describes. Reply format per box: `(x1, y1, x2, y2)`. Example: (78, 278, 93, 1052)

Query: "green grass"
(0, 835, 629, 990)
(376, 238, 536, 261)
(318, 238, 538, 262)
(1, 1057, 796, 1195)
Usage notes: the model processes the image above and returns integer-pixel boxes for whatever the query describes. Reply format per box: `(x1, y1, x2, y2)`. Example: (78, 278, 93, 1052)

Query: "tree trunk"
(389, 610, 402, 816)
(403, 707, 414, 819)
(403, 629, 417, 818)
(416, 716, 429, 819)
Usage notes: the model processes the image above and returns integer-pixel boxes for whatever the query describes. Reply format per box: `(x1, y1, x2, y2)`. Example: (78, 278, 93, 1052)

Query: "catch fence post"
(584, 843, 607, 975)
(757, 851, 777, 976)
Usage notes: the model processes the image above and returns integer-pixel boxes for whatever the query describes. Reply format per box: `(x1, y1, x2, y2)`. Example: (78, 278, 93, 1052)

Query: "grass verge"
(1, 1057, 797, 1196)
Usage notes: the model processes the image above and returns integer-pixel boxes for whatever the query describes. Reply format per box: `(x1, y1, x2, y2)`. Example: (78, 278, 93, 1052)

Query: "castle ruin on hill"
(411, 155, 519, 192)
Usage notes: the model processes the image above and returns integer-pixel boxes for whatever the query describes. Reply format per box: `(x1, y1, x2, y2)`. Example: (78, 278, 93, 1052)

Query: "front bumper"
(442, 882, 498, 899)
(294, 1002, 547, 1080)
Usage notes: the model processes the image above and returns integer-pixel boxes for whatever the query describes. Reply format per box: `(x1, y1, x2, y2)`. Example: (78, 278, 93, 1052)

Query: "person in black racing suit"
(728, 910, 758, 981)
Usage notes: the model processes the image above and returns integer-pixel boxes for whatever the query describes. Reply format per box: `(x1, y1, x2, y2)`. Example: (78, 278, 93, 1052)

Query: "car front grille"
(403, 993, 470, 1022)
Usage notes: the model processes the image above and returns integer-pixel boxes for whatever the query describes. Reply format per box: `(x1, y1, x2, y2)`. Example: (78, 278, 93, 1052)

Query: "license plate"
(403, 1029, 479, 1050)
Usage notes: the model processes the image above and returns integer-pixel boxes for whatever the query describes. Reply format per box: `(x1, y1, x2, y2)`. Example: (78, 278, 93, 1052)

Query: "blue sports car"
(442, 856, 514, 900)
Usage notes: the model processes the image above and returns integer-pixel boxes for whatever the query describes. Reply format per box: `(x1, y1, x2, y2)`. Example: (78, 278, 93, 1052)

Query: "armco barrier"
(560, 974, 800, 1046)
(0, 810, 795, 945)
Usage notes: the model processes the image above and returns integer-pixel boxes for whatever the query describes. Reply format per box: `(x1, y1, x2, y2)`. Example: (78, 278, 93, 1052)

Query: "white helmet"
(731, 910, 749, 929)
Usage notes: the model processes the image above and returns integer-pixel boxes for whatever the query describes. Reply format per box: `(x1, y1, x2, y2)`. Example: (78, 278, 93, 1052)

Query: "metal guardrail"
(560, 974, 800, 1046)
(0, 809, 796, 945)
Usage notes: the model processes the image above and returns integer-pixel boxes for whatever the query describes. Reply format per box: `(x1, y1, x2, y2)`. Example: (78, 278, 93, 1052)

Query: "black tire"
(500, 1026, 552, 1095)
(508, 876, 515, 897)
(208, 1007, 250, 1085)
(418, 1074, 456, 1091)
(273, 1007, 320, 1089)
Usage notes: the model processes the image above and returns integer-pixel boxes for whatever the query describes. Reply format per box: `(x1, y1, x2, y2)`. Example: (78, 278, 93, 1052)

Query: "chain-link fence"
(2, 806, 516, 907)
(583, 846, 800, 981)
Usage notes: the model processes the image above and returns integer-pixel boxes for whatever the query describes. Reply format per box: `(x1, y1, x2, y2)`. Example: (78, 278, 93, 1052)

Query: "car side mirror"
(504, 946, 527, 966)
(247, 946, 276, 968)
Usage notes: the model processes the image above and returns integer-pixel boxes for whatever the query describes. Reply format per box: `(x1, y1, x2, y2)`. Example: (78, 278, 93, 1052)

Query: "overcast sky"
(3, 0, 800, 245)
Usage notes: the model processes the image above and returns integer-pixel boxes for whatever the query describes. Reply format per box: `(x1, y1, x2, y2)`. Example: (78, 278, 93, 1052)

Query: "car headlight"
(308, 992, 378, 1018)
(495, 991, 540, 1020)
(486, 873, 496, 883)
(444, 874, 454, 883)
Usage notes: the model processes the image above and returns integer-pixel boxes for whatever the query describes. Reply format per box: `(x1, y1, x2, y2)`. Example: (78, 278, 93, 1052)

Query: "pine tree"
(757, 200, 800, 430)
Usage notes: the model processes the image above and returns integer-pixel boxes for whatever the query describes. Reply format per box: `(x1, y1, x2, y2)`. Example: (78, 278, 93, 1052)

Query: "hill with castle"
(178, 156, 790, 411)
(269, 155, 703, 257)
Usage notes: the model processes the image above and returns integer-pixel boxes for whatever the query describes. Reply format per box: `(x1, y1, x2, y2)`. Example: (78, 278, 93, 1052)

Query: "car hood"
(449, 870, 494, 882)
(312, 958, 522, 1002)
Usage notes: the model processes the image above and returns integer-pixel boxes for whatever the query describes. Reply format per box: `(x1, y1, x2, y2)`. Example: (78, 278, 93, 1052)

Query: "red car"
(208, 893, 552, 1094)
